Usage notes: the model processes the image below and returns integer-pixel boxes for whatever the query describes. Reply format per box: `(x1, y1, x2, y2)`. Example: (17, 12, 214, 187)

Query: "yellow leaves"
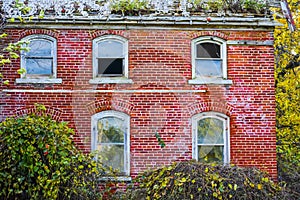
(234, 184, 238, 191)
(257, 184, 262, 190)
(3, 80, 9, 85)
(17, 68, 26, 75)
(0, 33, 8, 38)
(205, 167, 209, 173)
(262, 177, 269, 183)
(180, 177, 187, 183)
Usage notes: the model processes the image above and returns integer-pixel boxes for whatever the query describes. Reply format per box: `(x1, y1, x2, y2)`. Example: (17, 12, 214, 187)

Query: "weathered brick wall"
(0, 28, 277, 179)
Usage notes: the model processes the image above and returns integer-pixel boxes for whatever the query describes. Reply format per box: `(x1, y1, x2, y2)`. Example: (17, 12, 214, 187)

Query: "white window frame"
(89, 35, 132, 84)
(16, 34, 62, 84)
(188, 36, 232, 85)
(91, 110, 130, 176)
(192, 112, 230, 164)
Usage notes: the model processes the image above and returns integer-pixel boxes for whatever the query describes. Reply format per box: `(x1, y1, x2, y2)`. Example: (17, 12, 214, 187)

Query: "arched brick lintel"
(19, 29, 59, 40)
(188, 101, 234, 117)
(86, 99, 134, 116)
(15, 105, 62, 121)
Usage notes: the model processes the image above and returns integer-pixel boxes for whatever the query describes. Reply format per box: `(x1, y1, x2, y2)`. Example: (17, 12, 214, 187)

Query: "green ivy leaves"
(0, 110, 106, 199)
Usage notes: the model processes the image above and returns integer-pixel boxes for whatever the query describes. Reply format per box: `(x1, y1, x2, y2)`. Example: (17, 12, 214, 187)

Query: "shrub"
(277, 152, 300, 194)
(118, 160, 298, 200)
(0, 105, 105, 200)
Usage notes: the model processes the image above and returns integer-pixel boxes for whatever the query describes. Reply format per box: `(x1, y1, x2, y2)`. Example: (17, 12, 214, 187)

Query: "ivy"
(0, 106, 110, 199)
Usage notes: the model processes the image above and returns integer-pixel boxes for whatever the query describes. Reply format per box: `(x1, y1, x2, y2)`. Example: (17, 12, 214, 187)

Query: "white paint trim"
(91, 110, 130, 176)
(2, 89, 207, 93)
(6, 24, 277, 31)
(99, 176, 132, 182)
(89, 78, 133, 84)
(16, 78, 62, 84)
(227, 40, 274, 46)
(188, 78, 232, 85)
(20, 34, 57, 79)
(6, 16, 281, 29)
(190, 36, 228, 84)
(191, 111, 230, 164)
(92, 35, 129, 79)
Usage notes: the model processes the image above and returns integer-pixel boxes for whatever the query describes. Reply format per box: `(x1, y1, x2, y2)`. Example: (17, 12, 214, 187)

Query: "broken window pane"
(195, 41, 223, 78)
(97, 40, 124, 77)
(197, 42, 220, 58)
(98, 58, 123, 76)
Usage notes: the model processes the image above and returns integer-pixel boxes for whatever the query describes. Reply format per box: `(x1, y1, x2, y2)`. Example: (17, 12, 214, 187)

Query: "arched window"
(90, 35, 132, 84)
(91, 110, 130, 176)
(17, 34, 61, 84)
(189, 36, 232, 85)
(192, 112, 230, 164)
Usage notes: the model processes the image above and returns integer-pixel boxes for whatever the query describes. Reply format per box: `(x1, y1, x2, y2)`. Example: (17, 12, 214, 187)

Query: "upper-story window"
(91, 111, 130, 176)
(189, 36, 232, 85)
(90, 35, 132, 84)
(192, 112, 230, 164)
(16, 34, 62, 84)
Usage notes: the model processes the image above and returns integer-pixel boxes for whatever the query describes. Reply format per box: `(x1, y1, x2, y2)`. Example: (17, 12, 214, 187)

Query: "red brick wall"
(0, 28, 277, 179)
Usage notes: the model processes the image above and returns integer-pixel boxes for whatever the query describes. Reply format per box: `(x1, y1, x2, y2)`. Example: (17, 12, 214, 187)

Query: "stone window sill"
(98, 176, 132, 182)
(16, 78, 62, 84)
(89, 78, 133, 84)
(188, 78, 233, 85)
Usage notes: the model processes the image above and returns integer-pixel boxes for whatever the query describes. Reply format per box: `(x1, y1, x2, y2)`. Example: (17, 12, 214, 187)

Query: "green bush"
(0, 105, 105, 200)
(118, 160, 298, 200)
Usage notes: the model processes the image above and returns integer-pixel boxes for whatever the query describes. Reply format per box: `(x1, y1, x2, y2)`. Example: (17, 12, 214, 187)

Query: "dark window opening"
(98, 58, 123, 77)
(197, 43, 221, 58)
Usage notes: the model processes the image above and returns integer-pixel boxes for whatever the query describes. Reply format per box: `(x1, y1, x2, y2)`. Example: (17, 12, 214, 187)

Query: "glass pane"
(25, 58, 53, 75)
(98, 58, 123, 76)
(198, 145, 224, 163)
(98, 40, 123, 57)
(197, 118, 224, 144)
(97, 145, 124, 173)
(27, 40, 52, 57)
(97, 117, 125, 143)
(195, 59, 222, 77)
(197, 43, 220, 58)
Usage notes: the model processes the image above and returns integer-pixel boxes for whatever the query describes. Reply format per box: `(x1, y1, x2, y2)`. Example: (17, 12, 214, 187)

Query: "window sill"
(98, 176, 132, 182)
(89, 78, 133, 84)
(188, 78, 233, 85)
(16, 78, 62, 84)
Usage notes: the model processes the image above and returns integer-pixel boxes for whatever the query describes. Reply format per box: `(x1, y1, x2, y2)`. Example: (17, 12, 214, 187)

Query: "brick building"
(1, 0, 280, 180)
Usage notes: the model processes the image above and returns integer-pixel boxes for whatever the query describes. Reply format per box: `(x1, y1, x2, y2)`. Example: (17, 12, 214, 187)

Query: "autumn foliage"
(274, 0, 300, 192)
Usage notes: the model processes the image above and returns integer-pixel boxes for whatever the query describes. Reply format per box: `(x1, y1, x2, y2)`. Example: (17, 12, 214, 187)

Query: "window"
(91, 111, 130, 176)
(16, 34, 61, 84)
(189, 36, 232, 85)
(90, 35, 132, 84)
(192, 112, 230, 164)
